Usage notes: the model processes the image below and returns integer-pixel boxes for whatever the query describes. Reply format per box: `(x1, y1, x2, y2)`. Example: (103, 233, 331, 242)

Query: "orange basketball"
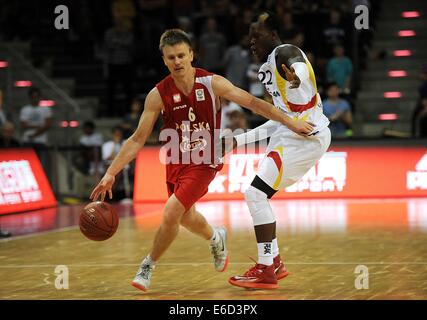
(79, 201, 119, 241)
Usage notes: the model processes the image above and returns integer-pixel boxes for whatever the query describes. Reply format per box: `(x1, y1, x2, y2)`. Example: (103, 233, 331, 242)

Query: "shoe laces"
(243, 257, 266, 277)
(138, 263, 154, 280)
(210, 238, 224, 257)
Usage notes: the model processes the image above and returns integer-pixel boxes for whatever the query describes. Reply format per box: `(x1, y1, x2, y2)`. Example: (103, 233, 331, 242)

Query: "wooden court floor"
(1, 198, 427, 300)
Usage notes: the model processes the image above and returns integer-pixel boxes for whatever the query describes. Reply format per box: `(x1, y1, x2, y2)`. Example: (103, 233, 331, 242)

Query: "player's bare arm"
(90, 87, 163, 201)
(275, 45, 307, 89)
(212, 75, 314, 139)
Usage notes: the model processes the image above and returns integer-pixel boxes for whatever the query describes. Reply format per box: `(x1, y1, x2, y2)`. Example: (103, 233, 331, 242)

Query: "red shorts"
(166, 164, 221, 211)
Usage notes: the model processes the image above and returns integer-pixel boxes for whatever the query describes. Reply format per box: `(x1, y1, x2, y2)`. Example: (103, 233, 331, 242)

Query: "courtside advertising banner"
(134, 147, 427, 202)
(0, 148, 57, 214)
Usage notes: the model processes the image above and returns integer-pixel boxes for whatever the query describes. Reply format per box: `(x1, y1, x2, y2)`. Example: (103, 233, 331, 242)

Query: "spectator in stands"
(20, 87, 53, 146)
(135, 0, 169, 75)
(323, 83, 353, 138)
(279, 12, 303, 45)
(0, 122, 20, 148)
(104, 16, 134, 116)
(199, 17, 227, 74)
(327, 44, 353, 94)
(0, 89, 12, 128)
(222, 35, 250, 90)
(246, 56, 264, 99)
(414, 97, 427, 138)
(112, 0, 136, 21)
(411, 65, 427, 136)
(177, 16, 195, 44)
(227, 110, 248, 132)
(121, 97, 143, 138)
(102, 126, 128, 199)
(233, 8, 253, 44)
(322, 8, 348, 58)
(19, 87, 53, 181)
(75, 121, 104, 175)
(79, 121, 104, 147)
(102, 126, 124, 165)
(220, 99, 245, 130)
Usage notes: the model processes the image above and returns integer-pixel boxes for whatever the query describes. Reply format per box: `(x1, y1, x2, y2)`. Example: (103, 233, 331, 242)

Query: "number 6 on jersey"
(188, 107, 196, 122)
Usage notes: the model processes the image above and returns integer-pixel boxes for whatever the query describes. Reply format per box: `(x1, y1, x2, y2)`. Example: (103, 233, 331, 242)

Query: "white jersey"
(258, 44, 329, 133)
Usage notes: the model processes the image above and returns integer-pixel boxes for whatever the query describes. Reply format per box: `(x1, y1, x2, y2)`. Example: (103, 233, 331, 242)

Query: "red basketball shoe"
(229, 261, 278, 289)
(274, 255, 289, 280)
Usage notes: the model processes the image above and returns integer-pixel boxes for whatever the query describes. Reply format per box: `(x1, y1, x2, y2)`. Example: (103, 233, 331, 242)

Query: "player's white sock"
(272, 238, 279, 258)
(210, 227, 220, 244)
(143, 255, 156, 266)
(258, 242, 274, 266)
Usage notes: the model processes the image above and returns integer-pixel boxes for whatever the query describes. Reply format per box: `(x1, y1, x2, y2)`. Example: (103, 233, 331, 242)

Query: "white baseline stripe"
(1, 262, 427, 268)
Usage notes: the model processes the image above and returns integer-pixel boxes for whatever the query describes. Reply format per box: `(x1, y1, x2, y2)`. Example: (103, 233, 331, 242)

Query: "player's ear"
(189, 48, 194, 62)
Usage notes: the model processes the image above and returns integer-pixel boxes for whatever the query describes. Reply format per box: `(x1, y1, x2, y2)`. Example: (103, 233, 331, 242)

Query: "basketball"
(79, 201, 119, 241)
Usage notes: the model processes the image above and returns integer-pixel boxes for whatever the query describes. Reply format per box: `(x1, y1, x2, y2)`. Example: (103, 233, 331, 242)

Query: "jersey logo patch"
(173, 93, 181, 103)
(195, 89, 205, 101)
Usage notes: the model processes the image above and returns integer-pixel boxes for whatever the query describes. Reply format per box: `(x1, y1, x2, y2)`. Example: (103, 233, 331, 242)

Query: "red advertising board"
(0, 149, 57, 214)
(134, 147, 427, 202)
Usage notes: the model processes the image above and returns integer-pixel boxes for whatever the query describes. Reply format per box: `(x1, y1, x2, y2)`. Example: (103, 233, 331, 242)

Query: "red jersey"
(156, 68, 223, 184)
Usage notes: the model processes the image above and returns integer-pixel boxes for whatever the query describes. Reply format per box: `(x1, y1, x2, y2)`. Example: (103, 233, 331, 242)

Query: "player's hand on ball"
(90, 173, 115, 201)
(288, 119, 315, 137)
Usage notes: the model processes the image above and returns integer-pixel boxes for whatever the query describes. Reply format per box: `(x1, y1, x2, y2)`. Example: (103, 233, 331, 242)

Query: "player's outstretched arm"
(212, 75, 314, 137)
(90, 87, 162, 201)
(221, 120, 278, 156)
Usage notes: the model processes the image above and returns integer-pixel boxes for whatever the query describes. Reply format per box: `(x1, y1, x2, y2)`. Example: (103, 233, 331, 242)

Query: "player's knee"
(244, 185, 275, 226)
(163, 205, 185, 226)
(163, 210, 183, 226)
(163, 195, 186, 225)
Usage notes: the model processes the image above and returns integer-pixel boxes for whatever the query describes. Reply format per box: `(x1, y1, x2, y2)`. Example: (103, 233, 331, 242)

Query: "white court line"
(0, 225, 81, 243)
(1, 262, 427, 268)
(0, 214, 145, 243)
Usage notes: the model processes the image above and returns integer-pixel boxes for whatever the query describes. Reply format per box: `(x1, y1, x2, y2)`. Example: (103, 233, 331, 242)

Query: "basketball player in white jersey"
(227, 12, 331, 289)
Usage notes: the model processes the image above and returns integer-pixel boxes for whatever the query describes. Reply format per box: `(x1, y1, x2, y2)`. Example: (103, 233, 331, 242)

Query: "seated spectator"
(76, 121, 104, 175)
(327, 44, 353, 94)
(414, 97, 427, 138)
(79, 121, 104, 147)
(220, 99, 245, 130)
(0, 122, 20, 148)
(102, 126, 124, 165)
(323, 83, 353, 138)
(228, 110, 248, 132)
(121, 98, 143, 138)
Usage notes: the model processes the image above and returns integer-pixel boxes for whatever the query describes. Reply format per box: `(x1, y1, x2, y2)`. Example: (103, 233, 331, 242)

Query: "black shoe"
(0, 229, 11, 238)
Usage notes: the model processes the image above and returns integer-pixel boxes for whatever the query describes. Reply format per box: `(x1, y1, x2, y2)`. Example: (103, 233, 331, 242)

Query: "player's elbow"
(292, 62, 309, 82)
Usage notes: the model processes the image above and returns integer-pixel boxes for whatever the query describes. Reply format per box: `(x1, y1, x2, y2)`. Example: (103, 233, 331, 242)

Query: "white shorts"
(257, 127, 331, 190)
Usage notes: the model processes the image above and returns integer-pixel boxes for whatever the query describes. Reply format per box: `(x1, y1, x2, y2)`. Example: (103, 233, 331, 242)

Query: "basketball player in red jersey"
(90, 29, 315, 291)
